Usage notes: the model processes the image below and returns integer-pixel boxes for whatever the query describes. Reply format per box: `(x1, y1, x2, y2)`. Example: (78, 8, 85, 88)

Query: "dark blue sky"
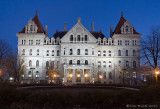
(0, 0, 160, 50)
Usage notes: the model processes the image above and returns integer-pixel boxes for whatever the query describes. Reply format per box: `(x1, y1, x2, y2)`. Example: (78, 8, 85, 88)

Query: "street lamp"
(155, 71, 159, 85)
(30, 68, 35, 83)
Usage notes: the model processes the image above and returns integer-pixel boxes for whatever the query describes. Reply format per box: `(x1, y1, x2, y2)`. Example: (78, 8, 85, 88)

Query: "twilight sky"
(0, 0, 160, 50)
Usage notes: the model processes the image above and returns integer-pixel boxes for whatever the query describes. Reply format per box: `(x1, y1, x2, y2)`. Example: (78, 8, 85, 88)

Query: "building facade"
(16, 11, 142, 85)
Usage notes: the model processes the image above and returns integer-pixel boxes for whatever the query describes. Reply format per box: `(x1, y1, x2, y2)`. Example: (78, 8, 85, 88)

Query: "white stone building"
(16, 11, 142, 85)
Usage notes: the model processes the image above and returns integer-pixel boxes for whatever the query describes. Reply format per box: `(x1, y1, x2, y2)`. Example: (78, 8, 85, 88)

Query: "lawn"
(0, 84, 159, 109)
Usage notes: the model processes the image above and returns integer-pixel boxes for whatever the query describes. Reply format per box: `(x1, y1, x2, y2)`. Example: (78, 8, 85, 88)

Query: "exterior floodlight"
(85, 74, 88, 77)
(77, 74, 80, 77)
(99, 75, 103, 79)
(69, 74, 73, 77)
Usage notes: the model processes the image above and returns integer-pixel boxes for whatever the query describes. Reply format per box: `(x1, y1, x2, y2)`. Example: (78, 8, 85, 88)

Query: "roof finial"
(77, 17, 81, 23)
(121, 11, 123, 17)
(36, 10, 37, 16)
(64, 22, 67, 31)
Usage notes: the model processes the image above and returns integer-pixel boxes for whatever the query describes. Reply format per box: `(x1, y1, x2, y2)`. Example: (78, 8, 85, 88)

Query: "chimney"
(64, 22, 67, 31)
(92, 22, 94, 32)
(45, 25, 48, 36)
(110, 25, 113, 37)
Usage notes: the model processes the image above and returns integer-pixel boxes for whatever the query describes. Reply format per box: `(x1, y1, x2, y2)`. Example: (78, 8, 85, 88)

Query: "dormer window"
(25, 19, 38, 33)
(126, 26, 129, 32)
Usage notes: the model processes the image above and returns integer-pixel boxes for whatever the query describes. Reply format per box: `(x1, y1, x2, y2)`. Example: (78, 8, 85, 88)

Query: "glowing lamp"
(77, 74, 80, 77)
(69, 74, 73, 77)
(85, 74, 88, 77)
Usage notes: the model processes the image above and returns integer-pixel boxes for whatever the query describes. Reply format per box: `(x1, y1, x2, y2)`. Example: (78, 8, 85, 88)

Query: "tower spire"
(36, 10, 37, 16)
(121, 11, 123, 17)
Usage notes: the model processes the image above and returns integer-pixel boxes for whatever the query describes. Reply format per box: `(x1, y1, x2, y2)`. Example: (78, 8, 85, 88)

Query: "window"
(36, 60, 39, 67)
(24, 40, 26, 45)
(64, 48, 65, 55)
(118, 61, 121, 66)
(85, 49, 88, 55)
(57, 50, 60, 56)
(77, 35, 80, 41)
(103, 61, 106, 68)
(126, 61, 129, 67)
(30, 49, 32, 55)
(70, 35, 73, 42)
(77, 60, 80, 65)
(126, 26, 129, 32)
(77, 49, 80, 55)
(36, 40, 40, 45)
(133, 50, 136, 56)
(109, 41, 111, 45)
(118, 40, 122, 45)
(133, 72, 137, 78)
(52, 41, 54, 45)
(28, 71, 32, 77)
(109, 72, 112, 79)
(29, 60, 32, 67)
(85, 35, 87, 41)
(70, 49, 72, 55)
(29, 40, 33, 45)
(22, 40, 23, 45)
(98, 61, 101, 67)
(52, 50, 54, 56)
(126, 72, 129, 78)
(46, 61, 49, 67)
(126, 50, 128, 56)
(108, 50, 111, 56)
(36, 71, 39, 78)
(22, 49, 25, 55)
(132, 40, 137, 45)
(125, 40, 129, 45)
(85, 60, 88, 65)
(118, 50, 121, 56)
(109, 61, 111, 68)
(133, 61, 136, 68)
(98, 50, 101, 56)
(37, 49, 39, 56)
(69, 60, 72, 65)
(92, 48, 94, 55)
(103, 51, 106, 56)
(46, 50, 49, 56)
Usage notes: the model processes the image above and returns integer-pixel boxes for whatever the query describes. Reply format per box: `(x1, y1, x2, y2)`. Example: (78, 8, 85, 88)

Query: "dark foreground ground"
(0, 84, 160, 109)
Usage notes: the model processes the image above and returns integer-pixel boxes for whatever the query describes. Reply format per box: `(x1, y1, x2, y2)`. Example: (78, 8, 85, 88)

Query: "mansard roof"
(113, 14, 139, 34)
(19, 11, 44, 33)
(90, 31, 107, 39)
(52, 31, 68, 39)
(52, 31, 106, 39)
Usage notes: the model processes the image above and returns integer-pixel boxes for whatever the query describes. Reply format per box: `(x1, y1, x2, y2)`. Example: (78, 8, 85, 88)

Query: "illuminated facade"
(17, 11, 142, 85)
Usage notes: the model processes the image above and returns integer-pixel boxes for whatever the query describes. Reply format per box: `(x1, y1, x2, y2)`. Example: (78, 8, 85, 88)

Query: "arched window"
(103, 61, 106, 67)
(29, 60, 32, 67)
(77, 35, 80, 41)
(126, 61, 129, 67)
(57, 50, 60, 56)
(77, 60, 80, 65)
(85, 35, 87, 41)
(85, 49, 88, 55)
(46, 61, 49, 67)
(85, 60, 88, 65)
(103, 51, 106, 56)
(28, 71, 31, 77)
(133, 50, 136, 56)
(70, 49, 72, 55)
(92, 48, 94, 55)
(22, 49, 25, 55)
(126, 26, 129, 32)
(98, 61, 101, 67)
(109, 72, 112, 79)
(118, 50, 121, 56)
(133, 61, 136, 68)
(70, 35, 73, 42)
(77, 49, 80, 55)
(36, 71, 39, 78)
(69, 60, 72, 65)
(126, 50, 128, 56)
(118, 61, 121, 66)
(36, 60, 39, 67)
(98, 50, 101, 56)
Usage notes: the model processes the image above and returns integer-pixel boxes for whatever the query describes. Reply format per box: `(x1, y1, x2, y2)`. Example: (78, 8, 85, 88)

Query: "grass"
(0, 84, 159, 109)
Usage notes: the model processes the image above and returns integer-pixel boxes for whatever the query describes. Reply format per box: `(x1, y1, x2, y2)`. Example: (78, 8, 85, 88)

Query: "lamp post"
(30, 68, 35, 83)
(155, 71, 159, 85)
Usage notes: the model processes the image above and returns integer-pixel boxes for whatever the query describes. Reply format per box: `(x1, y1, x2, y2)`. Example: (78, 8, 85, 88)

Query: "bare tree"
(5, 52, 27, 84)
(141, 27, 160, 72)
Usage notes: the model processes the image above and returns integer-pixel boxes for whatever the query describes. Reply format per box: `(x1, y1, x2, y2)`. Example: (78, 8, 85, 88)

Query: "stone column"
(81, 69, 85, 83)
(72, 69, 76, 84)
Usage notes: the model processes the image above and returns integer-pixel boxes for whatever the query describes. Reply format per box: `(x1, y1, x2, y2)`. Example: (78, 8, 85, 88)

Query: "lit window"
(36, 71, 39, 78)
(28, 71, 31, 77)
(133, 72, 136, 78)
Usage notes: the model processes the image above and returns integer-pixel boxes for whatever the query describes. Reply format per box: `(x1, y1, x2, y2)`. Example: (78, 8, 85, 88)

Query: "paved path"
(17, 86, 140, 91)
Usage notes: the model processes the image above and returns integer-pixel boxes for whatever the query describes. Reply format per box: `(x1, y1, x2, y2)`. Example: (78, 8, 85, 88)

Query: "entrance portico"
(63, 64, 93, 84)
